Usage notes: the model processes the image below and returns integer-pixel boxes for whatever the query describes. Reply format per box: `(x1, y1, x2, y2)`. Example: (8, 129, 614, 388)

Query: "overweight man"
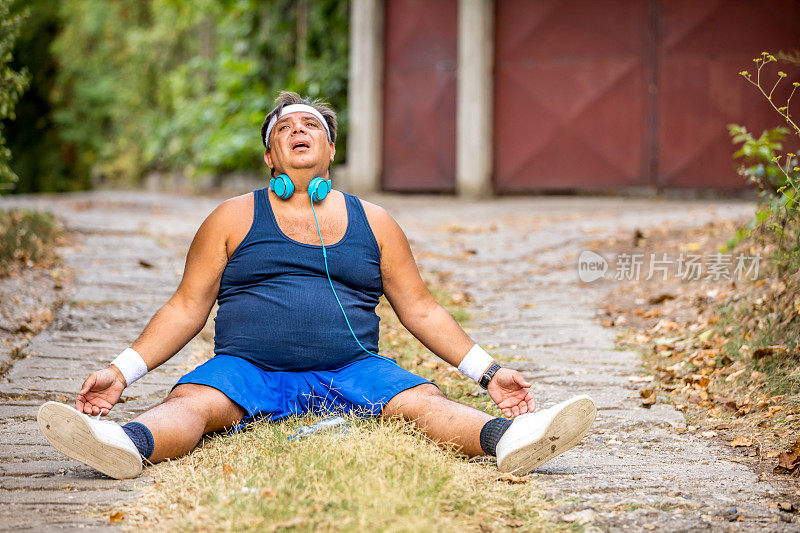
(37, 91, 595, 479)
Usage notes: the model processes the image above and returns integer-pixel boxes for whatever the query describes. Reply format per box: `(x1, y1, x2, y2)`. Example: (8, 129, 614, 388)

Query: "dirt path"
(1, 191, 790, 531)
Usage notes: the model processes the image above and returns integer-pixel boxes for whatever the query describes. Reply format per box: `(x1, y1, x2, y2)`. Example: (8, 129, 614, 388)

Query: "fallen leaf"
(697, 329, 714, 342)
(726, 368, 747, 382)
(138, 259, 154, 268)
(222, 464, 236, 476)
(648, 293, 675, 304)
(109, 511, 124, 523)
(712, 395, 738, 412)
(496, 473, 528, 484)
(774, 439, 800, 475)
(753, 345, 788, 360)
(731, 436, 753, 447)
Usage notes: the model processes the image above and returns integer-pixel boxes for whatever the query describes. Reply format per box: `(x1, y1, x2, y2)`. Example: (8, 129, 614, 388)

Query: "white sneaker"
(496, 394, 596, 475)
(37, 401, 143, 479)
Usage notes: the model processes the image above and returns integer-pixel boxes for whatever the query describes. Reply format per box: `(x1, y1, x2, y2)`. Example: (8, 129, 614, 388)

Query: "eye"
(307, 121, 318, 128)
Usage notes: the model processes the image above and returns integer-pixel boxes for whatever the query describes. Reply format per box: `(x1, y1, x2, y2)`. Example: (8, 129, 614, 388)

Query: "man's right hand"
(76, 366, 126, 415)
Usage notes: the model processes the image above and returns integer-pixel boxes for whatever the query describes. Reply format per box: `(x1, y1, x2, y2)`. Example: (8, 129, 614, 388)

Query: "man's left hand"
(487, 368, 536, 418)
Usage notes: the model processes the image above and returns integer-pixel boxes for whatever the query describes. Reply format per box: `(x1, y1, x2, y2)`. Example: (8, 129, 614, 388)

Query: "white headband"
(264, 104, 332, 148)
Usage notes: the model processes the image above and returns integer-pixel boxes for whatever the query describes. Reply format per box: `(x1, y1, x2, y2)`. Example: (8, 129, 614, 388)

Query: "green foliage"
(43, 0, 348, 188)
(5, 0, 86, 193)
(729, 124, 799, 206)
(0, 208, 60, 274)
(0, 0, 30, 192)
(732, 52, 800, 271)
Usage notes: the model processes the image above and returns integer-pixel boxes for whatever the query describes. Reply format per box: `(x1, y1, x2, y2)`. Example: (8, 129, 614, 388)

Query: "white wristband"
(110, 348, 148, 387)
(457, 344, 494, 382)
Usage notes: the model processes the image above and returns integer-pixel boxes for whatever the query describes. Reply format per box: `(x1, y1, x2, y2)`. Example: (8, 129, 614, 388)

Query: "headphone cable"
(310, 200, 399, 366)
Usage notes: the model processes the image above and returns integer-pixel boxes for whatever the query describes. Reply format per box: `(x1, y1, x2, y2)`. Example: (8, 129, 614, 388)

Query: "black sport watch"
(479, 362, 501, 389)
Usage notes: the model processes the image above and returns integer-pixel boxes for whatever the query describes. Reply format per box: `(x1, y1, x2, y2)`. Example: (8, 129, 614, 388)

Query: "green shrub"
(729, 52, 800, 272)
(0, 0, 29, 192)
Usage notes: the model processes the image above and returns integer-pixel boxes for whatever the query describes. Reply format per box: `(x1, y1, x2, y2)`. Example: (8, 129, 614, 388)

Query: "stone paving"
(0, 192, 220, 531)
(0, 190, 793, 531)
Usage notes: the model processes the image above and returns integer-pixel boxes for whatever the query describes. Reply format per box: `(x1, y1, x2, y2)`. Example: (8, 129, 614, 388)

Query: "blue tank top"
(213, 187, 383, 371)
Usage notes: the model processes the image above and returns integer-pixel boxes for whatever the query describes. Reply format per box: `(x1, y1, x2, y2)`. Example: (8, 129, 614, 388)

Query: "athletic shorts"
(173, 354, 432, 431)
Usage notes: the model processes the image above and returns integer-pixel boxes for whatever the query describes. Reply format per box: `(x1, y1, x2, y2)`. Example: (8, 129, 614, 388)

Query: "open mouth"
(291, 141, 310, 151)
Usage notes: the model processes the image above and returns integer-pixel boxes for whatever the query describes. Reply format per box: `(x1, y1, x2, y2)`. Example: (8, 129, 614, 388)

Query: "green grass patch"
(0, 208, 60, 274)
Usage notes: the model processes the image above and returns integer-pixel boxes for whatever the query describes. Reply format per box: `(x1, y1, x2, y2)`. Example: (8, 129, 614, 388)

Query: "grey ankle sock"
(480, 418, 513, 456)
(122, 422, 154, 459)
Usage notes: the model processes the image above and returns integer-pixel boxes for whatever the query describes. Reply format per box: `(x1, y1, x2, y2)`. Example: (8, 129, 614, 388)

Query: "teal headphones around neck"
(270, 173, 331, 202)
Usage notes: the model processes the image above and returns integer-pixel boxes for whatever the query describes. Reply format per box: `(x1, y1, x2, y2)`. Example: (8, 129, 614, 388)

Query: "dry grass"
(0, 208, 61, 275)
(113, 273, 561, 531)
(119, 417, 554, 532)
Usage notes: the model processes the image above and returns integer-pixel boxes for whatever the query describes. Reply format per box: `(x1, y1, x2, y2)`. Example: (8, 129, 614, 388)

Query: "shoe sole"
(37, 401, 142, 479)
(497, 395, 596, 475)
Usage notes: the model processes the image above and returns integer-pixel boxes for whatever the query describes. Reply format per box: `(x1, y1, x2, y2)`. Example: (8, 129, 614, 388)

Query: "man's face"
(264, 112, 335, 178)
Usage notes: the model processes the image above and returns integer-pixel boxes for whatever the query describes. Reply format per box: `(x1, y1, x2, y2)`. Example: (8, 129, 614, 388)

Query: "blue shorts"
(174, 354, 432, 430)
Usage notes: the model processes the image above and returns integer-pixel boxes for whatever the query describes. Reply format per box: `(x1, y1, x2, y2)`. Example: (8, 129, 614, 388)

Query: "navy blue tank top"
(213, 188, 383, 371)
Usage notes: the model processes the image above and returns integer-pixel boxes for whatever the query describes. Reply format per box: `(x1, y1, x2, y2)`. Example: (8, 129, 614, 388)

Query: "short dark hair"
(260, 91, 338, 150)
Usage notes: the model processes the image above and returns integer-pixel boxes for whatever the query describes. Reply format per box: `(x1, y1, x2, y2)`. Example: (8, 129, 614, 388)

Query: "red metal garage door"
(657, 0, 800, 188)
(493, 0, 652, 192)
(381, 0, 458, 192)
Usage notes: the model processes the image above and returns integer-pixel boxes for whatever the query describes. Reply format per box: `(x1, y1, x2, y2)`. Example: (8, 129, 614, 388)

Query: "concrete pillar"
(346, 0, 383, 193)
(456, 0, 494, 196)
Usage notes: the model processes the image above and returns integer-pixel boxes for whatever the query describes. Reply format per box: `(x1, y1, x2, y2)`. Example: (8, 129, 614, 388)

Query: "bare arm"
(76, 197, 245, 414)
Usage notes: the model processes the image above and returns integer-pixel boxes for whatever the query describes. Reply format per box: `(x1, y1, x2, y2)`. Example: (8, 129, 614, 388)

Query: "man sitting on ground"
(37, 91, 596, 480)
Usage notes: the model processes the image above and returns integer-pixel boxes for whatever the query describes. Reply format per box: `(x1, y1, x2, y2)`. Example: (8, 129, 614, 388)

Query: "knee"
(162, 384, 207, 417)
(413, 383, 446, 400)
(383, 383, 445, 417)
(164, 383, 244, 432)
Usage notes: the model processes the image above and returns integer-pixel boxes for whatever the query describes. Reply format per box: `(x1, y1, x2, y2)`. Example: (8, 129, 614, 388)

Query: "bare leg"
(382, 384, 493, 457)
(131, 383, 245, 463)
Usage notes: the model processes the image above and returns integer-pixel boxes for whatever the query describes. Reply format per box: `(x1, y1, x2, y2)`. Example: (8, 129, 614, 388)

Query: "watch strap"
(479, 362, 501, 389)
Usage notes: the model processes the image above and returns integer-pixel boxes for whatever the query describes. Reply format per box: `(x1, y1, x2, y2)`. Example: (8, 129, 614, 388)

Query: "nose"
(291, 119, 307, 135)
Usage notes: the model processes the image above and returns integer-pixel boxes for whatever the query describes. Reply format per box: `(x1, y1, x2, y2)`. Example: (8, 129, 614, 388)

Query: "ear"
(329, 142, 336, 162)
(264, 151, 273, 171)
